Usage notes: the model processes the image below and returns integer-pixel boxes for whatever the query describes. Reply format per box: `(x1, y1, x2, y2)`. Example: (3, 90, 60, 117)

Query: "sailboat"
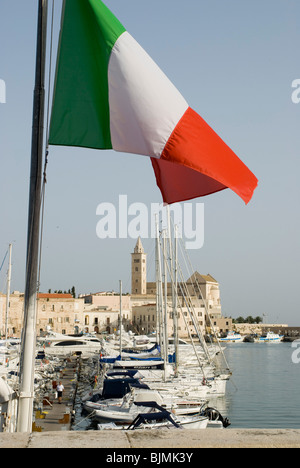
(97, 403, 209, 431)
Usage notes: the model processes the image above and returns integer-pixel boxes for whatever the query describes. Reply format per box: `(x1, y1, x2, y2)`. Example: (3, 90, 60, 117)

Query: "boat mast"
(173, 225, 179, 377)
(5, 244, 12, 343)
(17, 0, 48, 433)
(119, 280, 122, 358)
(155, 215, 164, 356)
(162, 229, 169, 381)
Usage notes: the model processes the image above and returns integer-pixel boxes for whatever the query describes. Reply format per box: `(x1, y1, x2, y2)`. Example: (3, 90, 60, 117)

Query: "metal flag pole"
(17, 0, 48, 433)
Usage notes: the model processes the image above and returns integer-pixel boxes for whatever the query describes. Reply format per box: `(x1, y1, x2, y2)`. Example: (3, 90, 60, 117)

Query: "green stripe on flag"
(49, 0, 126, 149)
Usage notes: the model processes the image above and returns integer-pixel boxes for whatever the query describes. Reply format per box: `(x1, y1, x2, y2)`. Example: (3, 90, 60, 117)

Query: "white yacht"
(40, 332, 102, 356)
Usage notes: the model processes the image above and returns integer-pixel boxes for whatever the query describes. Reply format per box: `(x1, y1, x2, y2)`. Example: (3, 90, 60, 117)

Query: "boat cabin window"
(54, 340, 86, 347)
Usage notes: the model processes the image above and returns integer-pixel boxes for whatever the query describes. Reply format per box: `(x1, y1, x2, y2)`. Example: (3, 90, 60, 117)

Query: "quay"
(1, 428, 300, 448)
(280, 327, 300, 342)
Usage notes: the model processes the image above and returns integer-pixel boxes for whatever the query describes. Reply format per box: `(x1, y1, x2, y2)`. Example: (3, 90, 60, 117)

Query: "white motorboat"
(259, 331, 283, 343)
(41, 333, 102, 357)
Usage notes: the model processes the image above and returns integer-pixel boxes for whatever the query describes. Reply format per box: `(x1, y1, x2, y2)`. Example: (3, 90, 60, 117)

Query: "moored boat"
(219, 331, 244, 343)
(259, 331, 283, 343)
(96, 401, 209, 430)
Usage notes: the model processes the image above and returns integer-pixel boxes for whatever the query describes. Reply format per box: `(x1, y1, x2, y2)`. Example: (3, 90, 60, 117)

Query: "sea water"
(220, 341, 300, 429)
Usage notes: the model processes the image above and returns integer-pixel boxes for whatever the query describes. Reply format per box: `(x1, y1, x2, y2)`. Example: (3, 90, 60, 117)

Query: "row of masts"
(152, 208, 230, 382)
(155, 210, 179, 380)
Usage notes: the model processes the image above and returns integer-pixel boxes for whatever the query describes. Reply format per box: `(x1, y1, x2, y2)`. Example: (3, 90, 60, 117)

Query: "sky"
(0, 0, 299, 325)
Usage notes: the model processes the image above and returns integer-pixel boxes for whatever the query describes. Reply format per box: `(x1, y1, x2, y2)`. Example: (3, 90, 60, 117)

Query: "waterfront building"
(80, 291, 131, 334)
(0, 239, 231, 339)
(36, 293, 84, 335)
(132, 302, 207, 338)
(0, 291, 25, 337)
(130, 238, 231, 338)
(0, 292, 85, 337)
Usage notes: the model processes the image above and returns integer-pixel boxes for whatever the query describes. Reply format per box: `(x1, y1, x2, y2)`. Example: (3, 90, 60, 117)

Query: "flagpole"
(17, 0, 48, 433)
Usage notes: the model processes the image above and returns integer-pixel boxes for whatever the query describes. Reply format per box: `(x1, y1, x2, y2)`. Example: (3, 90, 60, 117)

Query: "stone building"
(36, 293, 84, 335)
(0, 291, 25, 337)
(80, 292, 131, 334)
(0, 292, 85, 338)
(0, 239, 228, 339)
(130, 238, 227, 338)
(132, 302, 206, 339)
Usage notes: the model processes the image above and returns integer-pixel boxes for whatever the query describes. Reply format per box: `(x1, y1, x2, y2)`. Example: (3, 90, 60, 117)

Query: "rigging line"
(177, 239, 216, 361)
(176, 234, 231, 373)
(37, 177, 47, 296)
(167, 215, 212, 360)
(37, 0, 55, 296)
(168, 213, 230, 372)
(45, 0, 55, 150)
(0, 250, 8, 274)
(158, 231, 208, 379)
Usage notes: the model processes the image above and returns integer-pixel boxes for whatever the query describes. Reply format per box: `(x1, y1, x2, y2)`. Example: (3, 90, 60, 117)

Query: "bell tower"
(131, 237, 147, 295)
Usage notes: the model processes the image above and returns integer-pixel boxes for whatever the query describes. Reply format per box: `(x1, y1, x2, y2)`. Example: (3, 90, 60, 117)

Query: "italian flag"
(49, 0, 258, 205)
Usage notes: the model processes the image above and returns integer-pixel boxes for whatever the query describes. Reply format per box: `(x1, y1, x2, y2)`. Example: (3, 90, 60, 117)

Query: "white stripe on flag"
(108, 31, 188, 158)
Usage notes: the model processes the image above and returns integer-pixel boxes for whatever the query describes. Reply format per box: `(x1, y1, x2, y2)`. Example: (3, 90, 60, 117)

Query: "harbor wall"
(234, 323, 289, 336)
(1, 428, 300, 448)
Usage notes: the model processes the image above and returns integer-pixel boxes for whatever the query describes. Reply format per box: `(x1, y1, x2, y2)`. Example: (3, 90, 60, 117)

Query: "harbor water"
(220, 341, 300, 429)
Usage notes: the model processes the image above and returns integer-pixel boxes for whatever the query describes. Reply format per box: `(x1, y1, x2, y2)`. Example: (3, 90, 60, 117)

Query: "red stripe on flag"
(151, 158, 227, 205)
(157, 107, 258, 204)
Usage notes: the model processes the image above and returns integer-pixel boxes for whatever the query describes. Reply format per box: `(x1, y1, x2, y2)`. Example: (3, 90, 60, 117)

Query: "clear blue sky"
(0, 0, 299, 324)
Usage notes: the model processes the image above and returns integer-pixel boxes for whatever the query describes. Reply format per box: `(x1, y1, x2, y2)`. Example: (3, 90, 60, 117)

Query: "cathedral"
(130, 237, 230, 338)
